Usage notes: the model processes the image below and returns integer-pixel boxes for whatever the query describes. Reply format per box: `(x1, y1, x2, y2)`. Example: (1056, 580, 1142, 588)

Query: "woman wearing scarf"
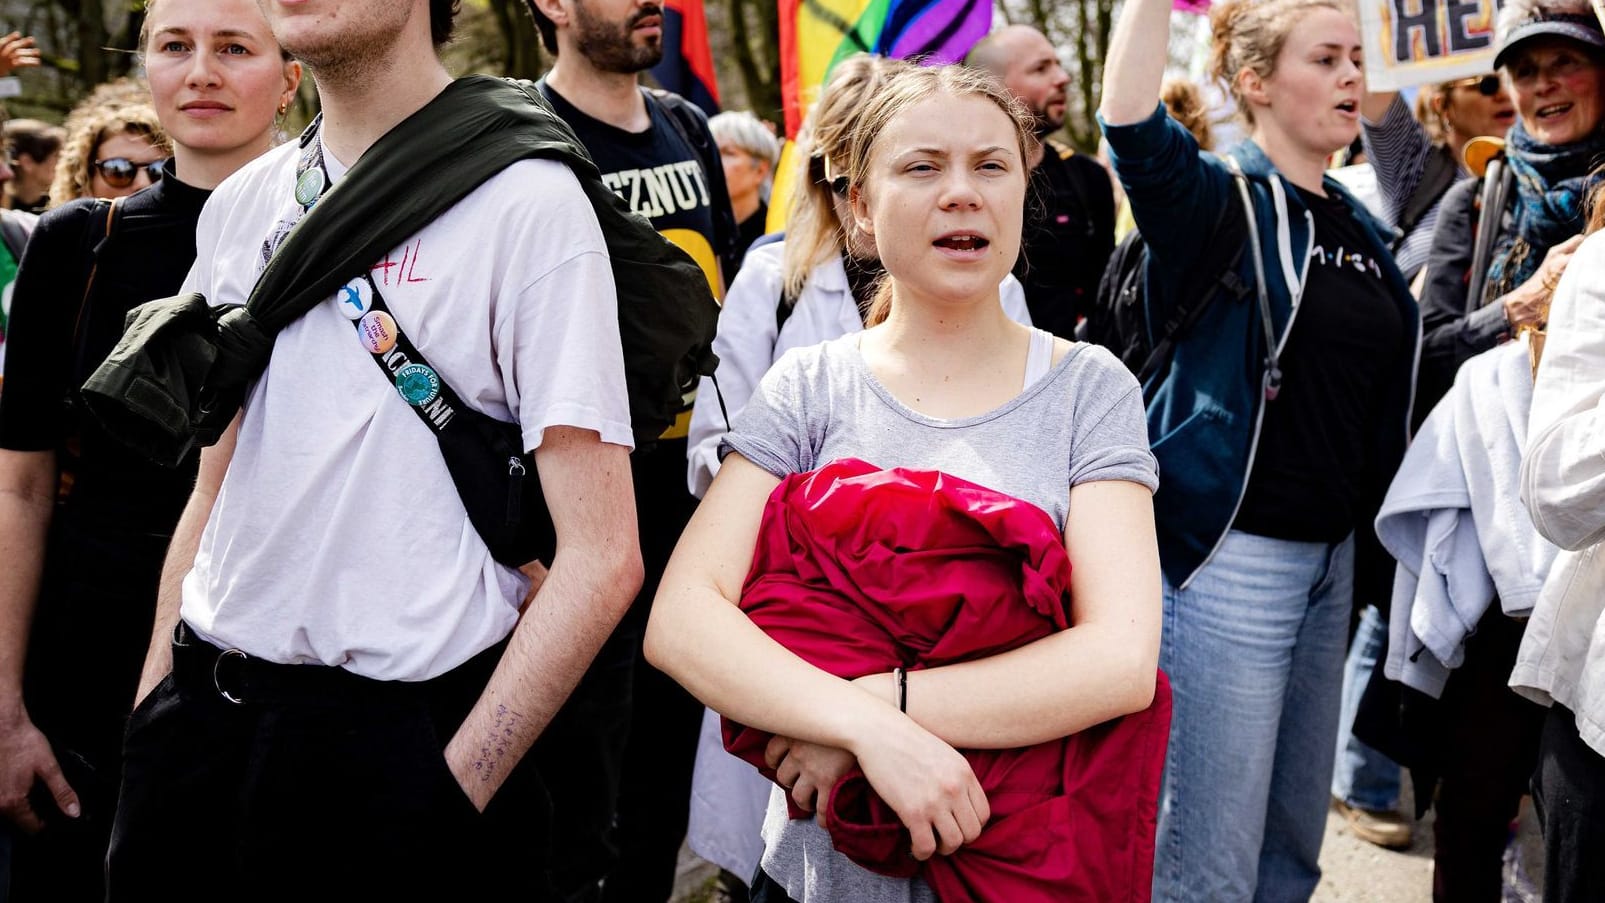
(1368, 2, 1605, 897)
(1416, 0, 1605, 416)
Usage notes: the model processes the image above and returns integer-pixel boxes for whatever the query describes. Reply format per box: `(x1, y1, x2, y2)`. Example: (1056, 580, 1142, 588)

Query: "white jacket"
(1376, 338, 1556, 698)
(1514, 229, 1605, 758)
(684, 239, 1032, 497)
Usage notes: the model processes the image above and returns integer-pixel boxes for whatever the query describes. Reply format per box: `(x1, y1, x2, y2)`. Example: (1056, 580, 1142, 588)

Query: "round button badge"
(337, 279, 372, 319)
(395, 363, 441, 407)
(295, 167, 326, 208)
(358, 311, 398, 355)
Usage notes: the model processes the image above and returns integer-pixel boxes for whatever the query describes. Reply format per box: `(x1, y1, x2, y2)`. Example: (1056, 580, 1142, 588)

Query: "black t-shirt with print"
(537, 83, 730, 621)
(1014, 141, 1116, 340)
(1232, 186, 1408, 544)
(539, 83, 726, 298)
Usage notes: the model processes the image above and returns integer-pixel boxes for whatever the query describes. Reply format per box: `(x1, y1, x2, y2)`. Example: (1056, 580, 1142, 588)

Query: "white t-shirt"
(179, 137, 632, 681)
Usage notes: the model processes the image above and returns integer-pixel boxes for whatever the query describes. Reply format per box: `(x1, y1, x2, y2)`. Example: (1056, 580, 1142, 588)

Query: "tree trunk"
(486, 0, 545, 81)
(723, 0, 782, 124)
(75, 0, 107, 90)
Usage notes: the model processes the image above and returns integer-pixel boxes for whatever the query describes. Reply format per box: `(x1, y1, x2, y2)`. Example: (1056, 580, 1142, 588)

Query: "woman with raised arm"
(653, 63, 1163, 902)
(1100, 0, 1420, 899)
(0, 2, 299, 898)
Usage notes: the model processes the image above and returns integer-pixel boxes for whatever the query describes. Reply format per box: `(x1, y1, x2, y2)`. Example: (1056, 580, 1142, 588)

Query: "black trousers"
(533, 440, 701, 903)
(1430, 611, 1545, 903)
(1533, 704, 1605, 903)
(8, 522, 168, 903)
(106, 626, 554, 903)
(749, 867, 800, 903)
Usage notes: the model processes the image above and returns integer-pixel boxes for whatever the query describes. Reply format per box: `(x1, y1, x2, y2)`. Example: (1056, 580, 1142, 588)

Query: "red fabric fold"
(723, 458, 1171, 902)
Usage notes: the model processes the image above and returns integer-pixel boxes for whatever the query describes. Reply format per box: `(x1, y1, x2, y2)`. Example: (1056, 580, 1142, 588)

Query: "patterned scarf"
(1487, 119, 1605, 297)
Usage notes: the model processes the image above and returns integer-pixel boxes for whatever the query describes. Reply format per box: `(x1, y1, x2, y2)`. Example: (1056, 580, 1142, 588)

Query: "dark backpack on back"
(1079, 176, 1253, 390)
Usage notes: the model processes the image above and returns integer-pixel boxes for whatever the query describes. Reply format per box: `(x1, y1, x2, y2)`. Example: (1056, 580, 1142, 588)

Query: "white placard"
(1360, 0, 1503, 92)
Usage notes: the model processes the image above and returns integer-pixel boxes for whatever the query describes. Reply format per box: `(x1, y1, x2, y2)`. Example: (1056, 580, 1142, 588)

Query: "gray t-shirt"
(720, 332, 1158, 902)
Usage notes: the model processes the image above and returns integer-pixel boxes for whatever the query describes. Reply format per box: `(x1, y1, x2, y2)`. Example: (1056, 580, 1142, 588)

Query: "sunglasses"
(1447, 74, 1503, 96)
(808, 153, 848, 197)
(93, 157, 167, 189)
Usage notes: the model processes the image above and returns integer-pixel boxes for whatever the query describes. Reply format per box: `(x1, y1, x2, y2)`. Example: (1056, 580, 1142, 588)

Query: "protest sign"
(1359, 0, 1502, 91)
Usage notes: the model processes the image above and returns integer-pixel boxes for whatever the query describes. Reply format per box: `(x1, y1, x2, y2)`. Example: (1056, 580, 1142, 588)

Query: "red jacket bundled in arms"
(724, 458, 1172, 902)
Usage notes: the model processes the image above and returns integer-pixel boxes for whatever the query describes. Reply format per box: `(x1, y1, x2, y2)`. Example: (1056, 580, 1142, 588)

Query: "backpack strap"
(1131, 166, 1257, 390)
(775, 281, 800, 336)
(1225, 158, 1283, 402)
(1134, 243, 1247, 386)
(69, 196, 124, 361)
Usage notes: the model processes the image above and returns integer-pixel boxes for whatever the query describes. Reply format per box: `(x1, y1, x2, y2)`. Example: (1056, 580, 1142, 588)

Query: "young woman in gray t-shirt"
(645, 64, 1162, 903)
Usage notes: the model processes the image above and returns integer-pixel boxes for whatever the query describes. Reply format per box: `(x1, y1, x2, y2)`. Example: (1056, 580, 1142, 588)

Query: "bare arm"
(0, 448, 77, 830)
(443, 426, 642, 810)
(131, 415, 239, 708)
(856, 480, 1162, 748)
(1099, 0, 1173, 126)
(645, 455, 990, 860)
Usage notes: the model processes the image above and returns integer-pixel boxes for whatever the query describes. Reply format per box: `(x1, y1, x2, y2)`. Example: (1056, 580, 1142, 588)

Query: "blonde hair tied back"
(1209, 0, 1349, 126)
(780, 55, 910, 300)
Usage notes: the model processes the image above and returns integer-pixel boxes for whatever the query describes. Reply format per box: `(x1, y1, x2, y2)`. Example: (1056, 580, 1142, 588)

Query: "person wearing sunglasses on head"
(0, 2, 300, 900)
(1357, 72, 1515, 288)
(1415, 0, 1605, 414)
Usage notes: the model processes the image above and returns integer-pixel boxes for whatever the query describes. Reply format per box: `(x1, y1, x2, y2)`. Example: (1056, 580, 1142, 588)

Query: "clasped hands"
(763, 672, 991, 862)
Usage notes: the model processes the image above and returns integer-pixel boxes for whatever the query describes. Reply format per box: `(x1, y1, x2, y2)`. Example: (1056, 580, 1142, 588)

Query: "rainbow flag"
(779, 0, 993, 138)
(650, 0, 721, 116)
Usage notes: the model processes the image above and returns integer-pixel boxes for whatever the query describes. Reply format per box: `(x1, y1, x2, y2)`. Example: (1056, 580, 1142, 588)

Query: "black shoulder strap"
(776, 281, 800, 336)
(70, 197, 123, 353)
(64, 196, 125, 392)
(1133, 170, 1254, 387)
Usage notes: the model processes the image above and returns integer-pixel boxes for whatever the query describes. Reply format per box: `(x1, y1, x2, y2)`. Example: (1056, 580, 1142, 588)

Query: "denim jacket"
(1100, 104, 1420, 589)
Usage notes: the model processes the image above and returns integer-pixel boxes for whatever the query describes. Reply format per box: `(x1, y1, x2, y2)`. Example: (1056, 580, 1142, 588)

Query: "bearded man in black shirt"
(967, 25, 1116, 339)
(525, 0, 735, 900)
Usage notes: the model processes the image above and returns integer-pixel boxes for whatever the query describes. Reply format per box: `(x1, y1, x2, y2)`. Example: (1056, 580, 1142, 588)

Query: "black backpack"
(1080, 171, 1254, 390)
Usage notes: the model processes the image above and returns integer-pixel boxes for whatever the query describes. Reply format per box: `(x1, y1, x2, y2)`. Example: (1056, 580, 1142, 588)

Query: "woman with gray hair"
(1416, 0, 1605, 415)
(709, 110, 781, 276)
(1363, 0, 1605, 897)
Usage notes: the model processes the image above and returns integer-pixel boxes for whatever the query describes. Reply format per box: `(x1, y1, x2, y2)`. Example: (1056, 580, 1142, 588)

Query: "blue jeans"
(1153, 530, 1353, 903)
(1330, 604, 1401, 811)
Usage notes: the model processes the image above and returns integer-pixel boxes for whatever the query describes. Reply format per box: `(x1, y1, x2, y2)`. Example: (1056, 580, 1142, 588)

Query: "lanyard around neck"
(296, 129, 462, 430)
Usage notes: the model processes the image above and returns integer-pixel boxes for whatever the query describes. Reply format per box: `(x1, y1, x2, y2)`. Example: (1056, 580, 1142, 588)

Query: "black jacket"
(1416, 176, 1517, 425)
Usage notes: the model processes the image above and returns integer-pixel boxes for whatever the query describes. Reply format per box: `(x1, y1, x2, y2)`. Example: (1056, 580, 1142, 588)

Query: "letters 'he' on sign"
(1360, 0, 1504, 91)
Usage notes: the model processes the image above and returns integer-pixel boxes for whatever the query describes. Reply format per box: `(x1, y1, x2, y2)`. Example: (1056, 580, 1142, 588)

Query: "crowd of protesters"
(0, 0, 1602, 902)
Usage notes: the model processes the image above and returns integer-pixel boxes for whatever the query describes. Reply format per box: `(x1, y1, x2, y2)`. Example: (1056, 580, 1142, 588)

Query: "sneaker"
(1332, 797, 1413, 850)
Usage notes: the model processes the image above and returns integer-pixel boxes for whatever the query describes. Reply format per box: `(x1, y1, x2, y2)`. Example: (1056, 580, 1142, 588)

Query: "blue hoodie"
(1101, 104, 1420, 589)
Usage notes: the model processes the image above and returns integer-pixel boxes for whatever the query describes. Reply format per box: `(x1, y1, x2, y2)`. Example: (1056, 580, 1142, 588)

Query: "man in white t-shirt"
(103, 2, 643, 900)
